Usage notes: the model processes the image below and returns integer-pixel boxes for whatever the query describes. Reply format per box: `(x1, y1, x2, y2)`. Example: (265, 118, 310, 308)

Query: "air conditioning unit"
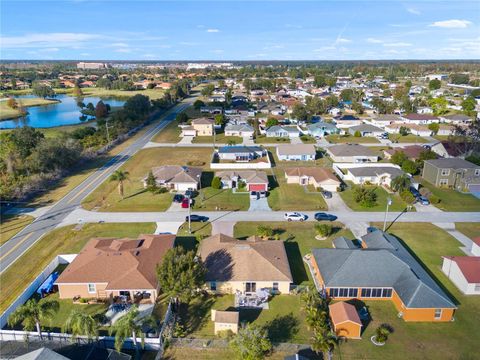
(397, 312, 403, 318)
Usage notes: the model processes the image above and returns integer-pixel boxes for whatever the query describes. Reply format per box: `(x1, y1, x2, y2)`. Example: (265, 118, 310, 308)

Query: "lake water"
(0, 94, 125, 129)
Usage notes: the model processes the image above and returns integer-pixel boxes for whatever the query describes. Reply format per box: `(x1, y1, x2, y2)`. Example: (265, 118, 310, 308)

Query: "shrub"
(315, 224, 333, 237)
(211, 176, 222, 189)
(375, 324, 393, 343)
(79, 298, 88, 303)
(186, 160, 205, 166)
(256, 225, 274, 239)
(400, 189, 415, 204)
(353, 130, 361, 137)
(429, 194, 441, 204)
(353, 185, 378, 208)
(156, 187, 168, 194)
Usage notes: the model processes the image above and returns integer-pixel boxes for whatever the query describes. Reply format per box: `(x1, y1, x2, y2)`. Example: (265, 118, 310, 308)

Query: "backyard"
(234, 221, 354, 285)
(82, 147, 213, 212)
(326, 134, 380, 144)
(334, 222, 480, 360)
(0, 222, 155, 313)
(417, 178, 480, 212)
(255, 135, 290, 144)
(339, 182, 410, 212)
(388, 133, 429, 143)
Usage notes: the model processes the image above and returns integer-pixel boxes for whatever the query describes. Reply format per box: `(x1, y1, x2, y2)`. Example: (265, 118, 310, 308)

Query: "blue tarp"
(36, 272, 58, 296)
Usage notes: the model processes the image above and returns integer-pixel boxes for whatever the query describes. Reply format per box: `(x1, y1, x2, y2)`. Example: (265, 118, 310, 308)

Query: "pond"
(0, 94, 125, 129)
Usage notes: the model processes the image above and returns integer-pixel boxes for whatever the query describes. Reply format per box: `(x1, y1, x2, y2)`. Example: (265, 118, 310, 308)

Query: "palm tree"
(63, 309, 98, 341)
(109, 306, 156, 352)
(311, 329, 337, 360)
(109, 170, 129, 199)
(8, 298, 59, 338)
(391, 174, 411, 193)
(374, 323, 392, 343)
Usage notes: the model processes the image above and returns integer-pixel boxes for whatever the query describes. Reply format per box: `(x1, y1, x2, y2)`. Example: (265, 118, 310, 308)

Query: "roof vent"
(134, 250, 140, 256)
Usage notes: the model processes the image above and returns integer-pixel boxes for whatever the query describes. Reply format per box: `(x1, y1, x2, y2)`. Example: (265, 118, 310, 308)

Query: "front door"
(245, 282, 256, 293)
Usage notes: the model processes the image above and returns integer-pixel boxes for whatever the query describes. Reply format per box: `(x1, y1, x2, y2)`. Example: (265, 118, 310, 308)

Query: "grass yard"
(433, 135, 450, 141)
(152, 106, 204, 143)
(82, 147, 213, 212)
(255, 135, 290, 144)
(0, 215, 34, 246)
(300, 135, 316, 144)
(334, 222, 480, 360)
(454, 223, 480, 239)
(267, 167, 328, 211)
(234, 221, 354, 285)
(175, 221, 212, 251)
(339, 183, 410, 212)
(162, 347, 289, 360)
(191, 131, 243, 145)
(83, 87, 165, 100)
(194, 187, 250, 211)
(0, 222, 155, 313)
(0, 97, 59, 120)
(185, 294, 312, 344)
(326, 134, 380, 144)
(388, 134, 429, 143)
(417, 178, 480, 212)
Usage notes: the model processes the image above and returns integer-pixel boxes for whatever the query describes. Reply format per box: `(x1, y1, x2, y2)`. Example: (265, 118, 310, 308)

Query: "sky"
(1, 0, 479, 61)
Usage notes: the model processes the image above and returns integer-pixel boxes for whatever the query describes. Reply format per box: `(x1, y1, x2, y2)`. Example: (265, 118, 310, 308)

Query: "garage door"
(249, 184, 266, 191)
(468, 184, 480, 192)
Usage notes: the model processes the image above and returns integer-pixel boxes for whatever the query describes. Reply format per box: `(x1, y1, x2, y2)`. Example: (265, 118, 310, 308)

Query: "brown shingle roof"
(285, 167, 340, 184)
(214, 310, 239, 324)
(149, 165, 202, 184)
(329, 302, 362, 326)
(443, 256, 480, 283)
(198, 234, 293, 283)
(56, 234, 175, 290)
(192, 117, 214, 125)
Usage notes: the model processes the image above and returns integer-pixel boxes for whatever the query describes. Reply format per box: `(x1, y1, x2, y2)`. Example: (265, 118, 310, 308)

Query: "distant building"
(76, 62, 107, 70)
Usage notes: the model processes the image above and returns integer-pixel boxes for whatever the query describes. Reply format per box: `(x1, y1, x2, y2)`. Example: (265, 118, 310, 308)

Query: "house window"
(88, 283, 96, 293)
(245, 282, 256, 293)
(439, 179, 449, 186)
(329, 288, 339, 297)
(474, 284, 480, 292)
(272, 282, 279, 291)
(434, 309, 442, 320)
(348, 288, 358, 297)
(382, 288, 393, 298)
(361, 288, 371, 298)
(441, 169, 450, 176)
(210, 282, 217, 291)
(475, 169, 480, 176)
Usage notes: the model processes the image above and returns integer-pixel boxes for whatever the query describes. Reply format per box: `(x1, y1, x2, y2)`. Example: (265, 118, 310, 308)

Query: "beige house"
(198, 234, 293, 295)
(191, 117, 215, 136)
(285, 167, 341, 192)
(211, 310, 239, 334)
(327, 144, 378, 163)
(56, 234, 175, 302)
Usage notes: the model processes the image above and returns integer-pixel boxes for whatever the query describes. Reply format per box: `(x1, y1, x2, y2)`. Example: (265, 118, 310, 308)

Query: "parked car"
(321, 190, 332, 199)
(250, 191, 259, 200)
(284, 212, 307, 222)
(185, 215, 209, 222)
(410, 186, 420, 198)
(367, 226, 378, 233)
(185, 189, 197, 198)
(181, 198, 191, 208)
(173, 194, 184, 203)
(417, 196, 430, 205)
(314, 212, 337, 221)
(259, 191, 267, 198)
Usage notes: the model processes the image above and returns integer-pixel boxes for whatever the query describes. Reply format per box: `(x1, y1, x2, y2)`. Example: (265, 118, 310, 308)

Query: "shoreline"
(0, 98, 61, 122)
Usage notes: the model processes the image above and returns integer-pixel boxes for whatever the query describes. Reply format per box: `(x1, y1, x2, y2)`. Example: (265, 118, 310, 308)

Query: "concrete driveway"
(211, 221, 236, 236)
(249, 196, 271, 211)
(155, 221, 183, 235)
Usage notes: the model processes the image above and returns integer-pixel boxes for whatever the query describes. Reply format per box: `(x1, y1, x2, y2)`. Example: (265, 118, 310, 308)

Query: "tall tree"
(8, 298, 59, 338)
(311, 329, 337, 360)
(63, 309, 98, 340)
(109, 306, 155, 352)
(391, 174, 411, 193)
(95, 100, 108, 119)
(229, 324, 272, 360)
(109, 170, 130, 199)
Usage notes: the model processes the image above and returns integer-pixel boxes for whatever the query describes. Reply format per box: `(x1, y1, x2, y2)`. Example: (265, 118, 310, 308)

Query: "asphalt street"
(0, 98, 194, 273)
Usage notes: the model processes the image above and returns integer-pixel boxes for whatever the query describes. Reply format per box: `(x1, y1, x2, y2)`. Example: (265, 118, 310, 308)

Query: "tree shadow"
(123, 188, 147, 200)
(174, 236, 198, 252)
(284, 240, 309, 284)
(201, 171, 214, 188)
(180, 295, 215, 334)
(263, 312, 299, 343)
(267, 175, 279, 190)
(239, 308, 263, 324)
(204, 249, 234, 281)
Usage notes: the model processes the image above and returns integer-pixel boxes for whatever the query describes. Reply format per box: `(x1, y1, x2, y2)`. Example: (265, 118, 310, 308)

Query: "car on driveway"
(250, 191, 259, 200)
(284, 212, 307, 222)
(185, 189, 197, 198)
(314, 212, 337, 221)
(173, 194, 184, 203)
(416, 196, 430, 205)
(410, 186, 420, 198)
(321, 191, 332, 199)
(185, 215, 209, 222)
(181, 198, 192, 208)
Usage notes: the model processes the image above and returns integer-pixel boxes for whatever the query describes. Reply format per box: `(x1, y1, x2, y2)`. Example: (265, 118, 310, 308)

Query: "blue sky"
(1, 1, 479, 60)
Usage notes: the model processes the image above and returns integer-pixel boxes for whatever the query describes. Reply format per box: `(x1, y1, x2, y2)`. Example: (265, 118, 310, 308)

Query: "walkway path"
(211, 221, 236, 236)
(248, 197, 271, 211)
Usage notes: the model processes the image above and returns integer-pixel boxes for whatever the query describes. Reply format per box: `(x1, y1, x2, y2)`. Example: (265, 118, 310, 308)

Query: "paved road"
(0, 98, 194, 273)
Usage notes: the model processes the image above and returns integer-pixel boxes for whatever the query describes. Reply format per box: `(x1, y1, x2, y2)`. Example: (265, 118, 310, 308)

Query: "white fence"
(0, 254, 76, 329)
(210, 152, 272, 170)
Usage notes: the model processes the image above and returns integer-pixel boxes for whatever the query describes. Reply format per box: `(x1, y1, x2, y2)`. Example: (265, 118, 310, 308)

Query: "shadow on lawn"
(284, 240, 309, 284)
(181, 296, 215, 334)
(263, 312, 299, 342)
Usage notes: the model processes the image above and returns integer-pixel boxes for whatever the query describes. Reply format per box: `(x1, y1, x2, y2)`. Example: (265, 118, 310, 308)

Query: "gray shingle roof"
(348, 166, 403, 178)
(225, 124, 254, 132)
(332, 236, 358, 249)
(360, 231, 397, 250)
(424, 158, 480, 170)
(328, 144, 376, 157)
(218, 145, 264, 154)
(348, 124, 384, 133)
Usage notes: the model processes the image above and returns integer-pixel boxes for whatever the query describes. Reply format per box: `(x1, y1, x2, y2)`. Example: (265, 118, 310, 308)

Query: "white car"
(284, 212, 307, 222)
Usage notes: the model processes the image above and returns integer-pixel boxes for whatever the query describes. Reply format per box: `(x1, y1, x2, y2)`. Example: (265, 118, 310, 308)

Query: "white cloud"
(111, 42, 129, 48)
(336, 37, 351, 44)
(430, 19, 472, 28)
(38, 47, 59, 52)
(383, 42, 412, 47)
(115, 48, 131, 53)
(366, 38, 383, 44)
(314, 46, 336, 52)
(406, 7, 421, 15)
(210, 49, 224, 54)
(206, 29, 220, 33)
(0, 32, 100, 48)
(142, 54, 156, 59)
(179, 41, 200, 46)
(80, 52, 90, 56)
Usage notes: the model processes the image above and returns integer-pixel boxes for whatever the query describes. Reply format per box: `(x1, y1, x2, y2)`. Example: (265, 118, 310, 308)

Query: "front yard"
(326, 134, 380, 144)
(454, 223, 480, 239)
(255, 135, 291, 144)
(388, 133, 429, 143)
(191, 131, 243, 145)
(193, 187, 250, 211)
(417, 178, 480, 212)
(82, 147, 213, 212)
(339, 183, 410, 212)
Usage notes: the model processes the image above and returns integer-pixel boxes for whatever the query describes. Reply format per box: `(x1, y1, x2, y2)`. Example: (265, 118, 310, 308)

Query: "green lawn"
(300, 135, 316, 144)
(191, 131, 243, 145)
(193, 187, 249, 211)
(0, 214, 34, 246)
(175, 221, 212, 251)
(417, 178, 480, 212)
(82, 147, 213, 212)
(0, 222, 155, 313)
(83, 87, 165, 100)
(0, 97, 59, 120)
(388, 134, 429, 143)
(339, 183, 410, 212)
(234, 221, 354, 285)
(151, 118, 182, 143)
(455, 223, 480, 239)
(162, 347, 289, 360)
(335, 222, 480, 360)
(326, 134, 380, 144)
(255, 135, 290, 144)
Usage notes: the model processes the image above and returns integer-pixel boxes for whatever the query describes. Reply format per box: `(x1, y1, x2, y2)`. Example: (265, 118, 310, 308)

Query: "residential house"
(333, 163, 403, 187)
(224, 124, 255, 138)
(276, 144, 316, 161)
(422, 158, 480, 193)
(442, 257, 480, 295)
(400, 114, 439, 125)
(384, 123, 431, 137)
(191, 117, 215, 136)
(439, 114, 472, 124)
(370, 114, 401, 127)
(265, 125, 300, 138)
(216, 170, 269, 192)
(329, 302, 362, 339)
(333, 115, 363, 129)
(431, 141, 470, 158)
(198, 234, 293, 294)
(200, 106, 223, 115)
(211, 310, 239, 334)
(56, 234, 175, 301)
(347, 124, 385, 137)
(308, 230, 457, 322)
(285, 167, 340, 191)
(383, 145, 430, 161)
(217, 146, 266, 162)
(306, 122, 339, 137)
(145, 165, 202, 191)
(327, 144, 378, 163)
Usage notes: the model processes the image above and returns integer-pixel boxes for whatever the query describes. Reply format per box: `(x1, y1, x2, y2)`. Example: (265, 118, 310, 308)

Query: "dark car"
(321, 191, 333, 199)
(185, 189, 197, 198)
(417, 196, 430, 205)
(173, 194, 184, 203)
(314, 212, 337, 221)
(410, 186, 420, 197)
(185, 215, 209, 222)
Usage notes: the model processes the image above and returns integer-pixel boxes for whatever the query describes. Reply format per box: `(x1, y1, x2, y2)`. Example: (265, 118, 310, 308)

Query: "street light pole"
(383, 197, 392, 231)
(188, 196, 192, 234)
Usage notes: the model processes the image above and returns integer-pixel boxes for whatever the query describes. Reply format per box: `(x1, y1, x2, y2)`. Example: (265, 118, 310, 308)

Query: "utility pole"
(383, 197, 392, 231)
(188, 196, 192, 234)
